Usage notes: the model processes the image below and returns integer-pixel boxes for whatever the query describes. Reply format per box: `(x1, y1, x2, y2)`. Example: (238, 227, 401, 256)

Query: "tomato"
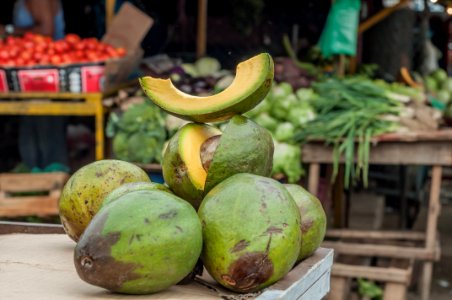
(65, 33, 81, 44)
(20, 51, 32, 61)
(0, 50, 9, 60)
(14, 57, 25, 66)
(54, 40, 69, 54)
(50, 55, 62, 65)
(86, 51, 100, 62)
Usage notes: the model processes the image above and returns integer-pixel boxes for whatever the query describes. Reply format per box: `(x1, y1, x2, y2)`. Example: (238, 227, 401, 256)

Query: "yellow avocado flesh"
(139, 53, 273, 119)
(179, 124, 222, 190)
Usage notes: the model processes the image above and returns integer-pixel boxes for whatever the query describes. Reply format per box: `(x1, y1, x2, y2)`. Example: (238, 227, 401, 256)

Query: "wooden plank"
(332, 263, 410, 284)
(302, 142, 452, 166)
(308, 163, 320, 195)
(0, 102, 97, 115)
(0, 234, 333, 300)
(94, 100, 105, 160)
(259, 248, 333, 299)
(0, 196, 59, 217)
(420, 165, 442, 300)
(327, 277, 350, 300)
(0, 221, 64, 234)
(0, 172, 68, 192)
(383, 282, 407, 300)
(358, 0, 410, 34)
(196, 0, 208, 58)
(297, 271, 331, 300)
(375, 129, 452, 142)
(326, 229, 425, 241)
(0, 92, 101, 99)
(322, 241, 437, 260)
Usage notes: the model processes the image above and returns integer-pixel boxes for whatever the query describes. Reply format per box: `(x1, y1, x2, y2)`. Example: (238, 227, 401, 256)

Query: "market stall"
(304, 130, 452, 300)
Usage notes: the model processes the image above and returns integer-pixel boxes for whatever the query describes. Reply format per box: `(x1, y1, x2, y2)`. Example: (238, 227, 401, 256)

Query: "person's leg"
(18, 116, 40, 169)
(37, 116, 69, 168)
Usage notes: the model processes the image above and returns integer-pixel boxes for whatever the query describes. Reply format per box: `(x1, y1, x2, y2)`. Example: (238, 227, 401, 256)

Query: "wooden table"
(0, 229, 333, 300)
(303, 130, 452, 300)
(0, 92, 106, 160)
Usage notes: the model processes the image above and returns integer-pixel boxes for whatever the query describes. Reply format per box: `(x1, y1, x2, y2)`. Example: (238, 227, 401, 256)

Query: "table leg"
(94, 98, 104, 160)
(421, 165, 442, 300)
(308, 163, 320, 196)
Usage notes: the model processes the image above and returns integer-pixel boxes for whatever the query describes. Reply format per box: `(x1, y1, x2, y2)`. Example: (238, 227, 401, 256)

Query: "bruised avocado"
(198, 174, 301, 293)
(59, 160, 150, 242)
(139, 53, 274, 123)
(74, 190, 202, 294)
(162, 116, 273, 208)
(284, 184, 327, 261)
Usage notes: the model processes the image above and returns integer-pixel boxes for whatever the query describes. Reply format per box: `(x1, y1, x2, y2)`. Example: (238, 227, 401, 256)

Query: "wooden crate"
(323, 230, 419, 300)
(0, 233, 333, 300)
(0, 172, 69, 217)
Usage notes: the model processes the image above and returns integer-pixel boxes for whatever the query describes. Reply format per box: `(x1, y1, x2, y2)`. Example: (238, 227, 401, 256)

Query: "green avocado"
(139, 53, 274, 123)
(204, 115, 274, 193)
(101, 181, 172, 209)
(284, 184, 327, 261)
(198, 174, 301, 293)
(59, 159, 150, 242)
(74, 190, 203, 294)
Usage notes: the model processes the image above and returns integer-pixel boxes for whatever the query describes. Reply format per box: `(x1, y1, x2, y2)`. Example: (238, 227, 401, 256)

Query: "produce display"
(0, 33, 126, 67)
(61, 53, 327, 295)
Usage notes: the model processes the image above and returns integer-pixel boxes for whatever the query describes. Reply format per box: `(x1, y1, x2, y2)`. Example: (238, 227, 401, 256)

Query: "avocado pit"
(200, 135, 221, 171)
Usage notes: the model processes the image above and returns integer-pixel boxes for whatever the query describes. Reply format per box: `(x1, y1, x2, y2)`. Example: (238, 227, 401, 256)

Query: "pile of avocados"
(59, 53, 327, 295)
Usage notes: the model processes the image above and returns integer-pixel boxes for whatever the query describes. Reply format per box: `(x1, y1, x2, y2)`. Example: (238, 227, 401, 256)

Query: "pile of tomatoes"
(0, 33, 126, 67)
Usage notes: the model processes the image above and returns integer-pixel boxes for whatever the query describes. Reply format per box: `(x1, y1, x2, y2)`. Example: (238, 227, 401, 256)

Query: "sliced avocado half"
(162, 123, 221, 208)
(162, 116, 274, 209)
(139, 53, 274, 123)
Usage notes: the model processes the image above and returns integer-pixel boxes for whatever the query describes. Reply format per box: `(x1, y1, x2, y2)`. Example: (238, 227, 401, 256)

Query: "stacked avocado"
(59, 53, 327, 295)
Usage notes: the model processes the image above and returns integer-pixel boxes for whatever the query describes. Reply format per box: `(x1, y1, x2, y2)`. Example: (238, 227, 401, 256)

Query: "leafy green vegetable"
(272, 142, 304, 183)
(294, 77, 402, 187)
(274, 122, 295, 142)
(107, 100, 167, 164)
(357, 278, 383, 300)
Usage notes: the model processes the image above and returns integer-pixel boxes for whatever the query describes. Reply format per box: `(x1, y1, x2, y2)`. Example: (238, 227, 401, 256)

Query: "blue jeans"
(19, 116, 68, 169)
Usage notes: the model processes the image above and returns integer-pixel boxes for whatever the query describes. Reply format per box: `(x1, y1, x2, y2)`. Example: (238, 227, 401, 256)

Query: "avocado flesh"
(139, 53, 274, 123)
(162, 123, 221, 208)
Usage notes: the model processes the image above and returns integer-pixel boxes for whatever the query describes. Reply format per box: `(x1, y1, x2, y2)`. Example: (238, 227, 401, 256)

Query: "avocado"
(139, 53, 274, 123)
(74, 190, 203, 294)
(162, 116, 273, 209)
(162, 123, 222, 208)
(59, 159, 150, 242)
(101, 181, 172, 209)
(198, 174, 301, 293)
(284, 184, 327, 261)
